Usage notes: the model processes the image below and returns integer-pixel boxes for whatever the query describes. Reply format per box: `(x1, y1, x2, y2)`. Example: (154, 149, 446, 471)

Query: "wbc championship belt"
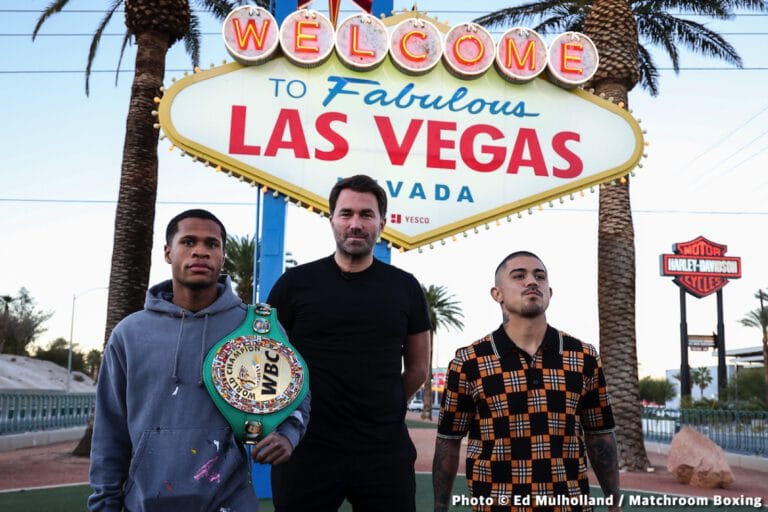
(203, 303, 308, 444)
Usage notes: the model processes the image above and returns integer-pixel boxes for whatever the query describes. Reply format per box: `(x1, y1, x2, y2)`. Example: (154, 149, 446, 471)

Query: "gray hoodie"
(88, 276, 309, 512)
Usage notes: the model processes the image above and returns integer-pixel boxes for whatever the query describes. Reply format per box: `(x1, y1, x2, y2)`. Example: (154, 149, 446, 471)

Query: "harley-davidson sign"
(158, 7, 644, 250)
(660, 236, 741, 298)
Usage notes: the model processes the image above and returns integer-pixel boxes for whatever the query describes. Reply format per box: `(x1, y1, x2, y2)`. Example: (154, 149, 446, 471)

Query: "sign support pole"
(679, 287, 691, 399)
(372, 0, 393, 18)
(258, 193, 286, 302)
(251, 191, 285, 501)
(253, 190, 261, 304)
(273, 1, 293, 24)
(373, 240, 391, 264)
(716, 290, 727, 398)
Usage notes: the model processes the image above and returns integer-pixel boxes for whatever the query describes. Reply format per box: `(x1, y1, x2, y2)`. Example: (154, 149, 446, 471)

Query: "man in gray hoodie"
(88, 209, 310, 512)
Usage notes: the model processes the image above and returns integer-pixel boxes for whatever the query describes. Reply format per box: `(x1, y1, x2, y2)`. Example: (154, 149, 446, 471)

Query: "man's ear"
(490, 286, 502, 303)
(164, 244, 172, 264)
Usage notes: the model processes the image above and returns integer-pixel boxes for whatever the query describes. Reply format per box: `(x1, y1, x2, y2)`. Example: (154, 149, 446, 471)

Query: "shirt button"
(532, 379, 540, 386)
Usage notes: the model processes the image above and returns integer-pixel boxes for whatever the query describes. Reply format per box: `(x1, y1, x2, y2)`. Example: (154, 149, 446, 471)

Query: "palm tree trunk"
(594, 98, 650, 472)
(72, 416, 93, 457)
(103, 31, 169, 344)
(586, 0, 650, 472)
(762, 334, 768, 406)
(73, 31, 170, 458)
(763, 337, 768, 407)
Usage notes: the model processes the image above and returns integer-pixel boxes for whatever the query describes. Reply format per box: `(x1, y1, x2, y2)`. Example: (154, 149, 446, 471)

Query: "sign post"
(660, 236, 741, 399)
(678, 287, 690, 397)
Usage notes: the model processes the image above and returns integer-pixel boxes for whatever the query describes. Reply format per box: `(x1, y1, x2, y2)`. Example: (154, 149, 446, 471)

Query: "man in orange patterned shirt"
(432, 251, 622, 512)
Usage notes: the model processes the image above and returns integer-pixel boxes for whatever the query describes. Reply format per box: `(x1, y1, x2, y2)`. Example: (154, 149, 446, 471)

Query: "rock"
(667, 426, 734, 488)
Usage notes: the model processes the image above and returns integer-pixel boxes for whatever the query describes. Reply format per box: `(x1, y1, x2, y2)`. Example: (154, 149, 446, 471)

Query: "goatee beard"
(520, 304, 544, 318)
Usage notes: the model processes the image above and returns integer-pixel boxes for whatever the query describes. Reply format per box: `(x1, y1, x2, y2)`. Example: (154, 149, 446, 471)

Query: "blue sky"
(1, 0, 767, 379)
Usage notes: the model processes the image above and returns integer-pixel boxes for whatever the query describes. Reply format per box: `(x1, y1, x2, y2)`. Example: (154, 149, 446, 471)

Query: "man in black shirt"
(268, 174, 431, 512)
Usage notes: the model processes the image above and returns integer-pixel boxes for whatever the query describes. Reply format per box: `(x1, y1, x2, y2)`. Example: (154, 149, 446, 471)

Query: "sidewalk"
(2, 418, 767, 504)
(0, 439, 89, 491)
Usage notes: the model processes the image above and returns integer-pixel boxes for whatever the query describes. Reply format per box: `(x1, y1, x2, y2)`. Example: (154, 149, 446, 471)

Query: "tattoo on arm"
(433, 437, 461, 512)
(585, 432, 621, 506)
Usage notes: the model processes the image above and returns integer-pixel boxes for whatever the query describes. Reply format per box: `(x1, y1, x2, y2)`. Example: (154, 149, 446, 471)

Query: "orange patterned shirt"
(437, 325, 615, 512)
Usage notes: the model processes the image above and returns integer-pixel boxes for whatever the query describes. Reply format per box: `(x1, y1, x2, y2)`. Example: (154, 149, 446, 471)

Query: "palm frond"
(223, 234, 256, 302)
(533, 12, 585, 34)
(636, 12, 681, 71)
(740, 308, 768, 330)
(197, 0, 238, 18)
(85, 0, 124, 96)
(730, 0, 768, 11)
(115, 32, 132, 89)
(637, 0, 731, 18)
(32, 0, 72, 40)
(666, 15, 743, 67)
(421, 284, 465, 334)
(473, 0, 568, 28)
(185, 13, 202, 69)
(636, 44, 660, 95)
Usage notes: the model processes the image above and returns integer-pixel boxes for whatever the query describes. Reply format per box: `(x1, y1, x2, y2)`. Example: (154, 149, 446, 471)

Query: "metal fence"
(643, 407, 768, 456)
(1, 395, 765, 457)
(0, 392, 96, 435)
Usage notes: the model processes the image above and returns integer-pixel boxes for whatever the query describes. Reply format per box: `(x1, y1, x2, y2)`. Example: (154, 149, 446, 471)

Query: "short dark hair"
(165, 209, 227, 246)
(329, 175, 387, 218)
(494, 251, 545, 277)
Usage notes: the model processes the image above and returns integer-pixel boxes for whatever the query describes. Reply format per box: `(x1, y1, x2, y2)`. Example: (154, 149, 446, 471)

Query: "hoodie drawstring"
(171, 310, 211, 387)
(172, 311, 186, 384)
(198, 314, 209, 387)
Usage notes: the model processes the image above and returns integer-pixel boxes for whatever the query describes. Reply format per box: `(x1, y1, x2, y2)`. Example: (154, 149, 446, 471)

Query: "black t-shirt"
(267, 255, 431, 450)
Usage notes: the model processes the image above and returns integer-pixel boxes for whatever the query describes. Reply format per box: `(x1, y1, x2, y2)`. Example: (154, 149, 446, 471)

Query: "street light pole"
(759, 290, 768, 407)
(67, 287, 107, 393)
(759, 290, 767, 340)
(66, 293, 76, 393)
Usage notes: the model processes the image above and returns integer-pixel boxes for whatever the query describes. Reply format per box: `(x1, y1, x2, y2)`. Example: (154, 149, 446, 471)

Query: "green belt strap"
(203, 304, 309, 443)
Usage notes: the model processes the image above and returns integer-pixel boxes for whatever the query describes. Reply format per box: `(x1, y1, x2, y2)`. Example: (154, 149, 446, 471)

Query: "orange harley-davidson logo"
(660, 236, 741, 298)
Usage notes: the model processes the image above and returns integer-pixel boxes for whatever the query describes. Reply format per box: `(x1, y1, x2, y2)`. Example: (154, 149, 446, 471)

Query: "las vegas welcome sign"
(158, 7, 644, 250)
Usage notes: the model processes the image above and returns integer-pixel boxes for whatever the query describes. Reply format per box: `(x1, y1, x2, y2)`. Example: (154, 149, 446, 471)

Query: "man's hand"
(251, 432, 293, 465)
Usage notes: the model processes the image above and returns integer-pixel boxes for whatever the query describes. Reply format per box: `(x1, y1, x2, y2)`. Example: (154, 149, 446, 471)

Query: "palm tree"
(33, 0, 267, 457)
(33, 0, 268, 350)
(223, 234, 257, 303)
(739, 289, 768, 406)
(420, 284, 465, 421)
(86, 349, 104, 380)
(690, 366, 713, 399)
(223, 234, 299, 303)
(0, 295, 14, 354)
(473, 0, 757, 96)
(474, 0, 766, 471)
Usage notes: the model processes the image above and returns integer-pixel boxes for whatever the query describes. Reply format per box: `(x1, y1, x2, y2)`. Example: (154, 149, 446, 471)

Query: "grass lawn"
(3, 475, 461, 512)
(406, 417, 438, 429)
(0, 475, 754, 512)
